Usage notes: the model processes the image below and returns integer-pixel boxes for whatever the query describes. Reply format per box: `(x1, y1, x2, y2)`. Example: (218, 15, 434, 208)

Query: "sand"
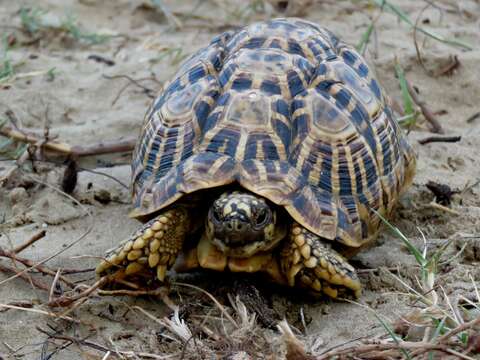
(0, 0, 479, 358)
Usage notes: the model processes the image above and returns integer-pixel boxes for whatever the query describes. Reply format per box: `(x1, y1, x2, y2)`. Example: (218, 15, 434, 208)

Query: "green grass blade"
(374, 314, 411, 359)
(394, 62, 414, 116)
(372, 209, 425, 266)
(371, 0, 472, 50)
(19, 7, 47, 34)
(356, 23, 374, 54)
(0, 138, 14, 152)
(11, 143, 28, 159)
(428, 317, 447, 360)
(61, 14, 110, 45)
(425, 239, 451, 274)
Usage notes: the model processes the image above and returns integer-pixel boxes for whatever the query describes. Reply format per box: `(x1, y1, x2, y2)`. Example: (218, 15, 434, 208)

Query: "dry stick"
(0, 125, 71, 153)
(316, 341, 450, 359)
(466, 112, 480, 124)
(437, 315, 480, 344)
(61, 267, 95, 274)
(108, 76, 160, 106)
(435, 55, 461, 77)
(0, 263, 49, 291)
(405, 79, 444, 134)
(319, 317, 480, 359)
(49, 269, 63, 303)
(12, 230, 47, 254)
(70, 138, 136, 156)
(36, 327, 175, 359)
(102, 74, 157, 100)
(0, 248, 76, 288)
(0, 125, 136, 156)
(413, 3, 433, 75)
(0, 303, 81, 323)
(47, 277, 108, 307)
(418, 135, 461, 145)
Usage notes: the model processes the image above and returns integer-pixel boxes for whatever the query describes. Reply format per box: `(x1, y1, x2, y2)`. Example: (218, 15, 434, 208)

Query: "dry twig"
(0, 248, 76, 288)
(0, 123, 136, 157)
(418, 135, 461, 145)
(405, 80, 444, 134)
(0, 263, 49, 291)
(11, 230, 46, 254)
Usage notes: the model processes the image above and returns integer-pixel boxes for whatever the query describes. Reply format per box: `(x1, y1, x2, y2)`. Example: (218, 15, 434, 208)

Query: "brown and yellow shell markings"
(98, 18, 416, 299)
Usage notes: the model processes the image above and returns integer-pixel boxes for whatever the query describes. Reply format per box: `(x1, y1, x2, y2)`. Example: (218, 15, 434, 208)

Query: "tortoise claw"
(96, 207, 188, 287)
(281, 223, 361, 299)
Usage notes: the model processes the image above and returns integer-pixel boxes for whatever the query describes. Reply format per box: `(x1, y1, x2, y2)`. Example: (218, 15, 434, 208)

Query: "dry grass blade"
(0, 303, 81, 323)
(371, 0, 473, 50)
(175, 281, 238, 327)
(277, 320, 315, 360)
(37, 327, 176, 359)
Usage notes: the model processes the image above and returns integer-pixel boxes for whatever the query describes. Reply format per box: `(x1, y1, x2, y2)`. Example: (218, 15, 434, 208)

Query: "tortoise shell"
(129, 18, 416, 248)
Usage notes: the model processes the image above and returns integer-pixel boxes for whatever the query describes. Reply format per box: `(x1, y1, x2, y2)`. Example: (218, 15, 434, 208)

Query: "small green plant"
(0, 118, 29, 160)
(394, 62, 419, 128)
(0, 37, 15, 83)
(19, 7, 48, 35)
(356, 23, 374, 55)
(61, 14, 111, 45)
(17, 7, 111, 45)
(45, 67, 57, 82)
(373, 210, 476, 358)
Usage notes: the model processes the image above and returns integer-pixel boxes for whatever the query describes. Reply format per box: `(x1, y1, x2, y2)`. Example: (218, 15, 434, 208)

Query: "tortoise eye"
(212, 207, 222, 222)
(255, 209, 268, 226)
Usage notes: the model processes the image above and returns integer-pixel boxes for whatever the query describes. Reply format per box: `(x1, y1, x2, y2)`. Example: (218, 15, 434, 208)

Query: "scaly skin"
(280, 223, 361, 299)
(96, 193, 361, 299)
(96, 207, 189, 284)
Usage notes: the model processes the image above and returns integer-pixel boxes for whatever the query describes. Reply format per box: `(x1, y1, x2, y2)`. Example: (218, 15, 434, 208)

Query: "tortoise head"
(206, 191, 287, 257)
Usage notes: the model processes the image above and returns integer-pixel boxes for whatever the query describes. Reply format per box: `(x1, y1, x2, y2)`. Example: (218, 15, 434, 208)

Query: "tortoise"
(96, 18, 416, 299)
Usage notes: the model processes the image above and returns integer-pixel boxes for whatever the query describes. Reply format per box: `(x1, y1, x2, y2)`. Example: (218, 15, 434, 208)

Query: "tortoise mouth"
(211, 237, 277, 258)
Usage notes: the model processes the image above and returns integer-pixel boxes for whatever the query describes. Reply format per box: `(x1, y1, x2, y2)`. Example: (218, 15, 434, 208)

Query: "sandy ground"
(0, 0, 479, 359)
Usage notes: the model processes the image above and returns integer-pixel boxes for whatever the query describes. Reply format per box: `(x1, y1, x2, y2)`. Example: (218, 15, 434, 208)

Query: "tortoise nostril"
(224, 220, 248, 232)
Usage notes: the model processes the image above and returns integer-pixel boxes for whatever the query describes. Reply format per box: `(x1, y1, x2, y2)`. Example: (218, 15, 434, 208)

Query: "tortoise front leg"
(96, 207, 189, 284)
(280, 223, 361, 299)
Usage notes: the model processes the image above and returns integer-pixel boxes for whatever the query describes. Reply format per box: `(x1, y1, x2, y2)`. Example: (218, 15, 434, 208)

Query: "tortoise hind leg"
(280, 223, 362, 299)
(96, 207, 189, 285)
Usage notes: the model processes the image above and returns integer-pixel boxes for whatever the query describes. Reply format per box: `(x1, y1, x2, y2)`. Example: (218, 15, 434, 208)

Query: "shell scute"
(131, 18, 416, 248)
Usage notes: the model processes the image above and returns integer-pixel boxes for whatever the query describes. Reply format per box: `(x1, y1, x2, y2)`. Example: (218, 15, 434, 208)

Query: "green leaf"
(11, 143, 28, 159)
(0, 137, 14, 152)
(375, 313, 411, 359)
(356, 23, 375, 54)
(394, 62, 415, 116)
(373, 209, 426, 267)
